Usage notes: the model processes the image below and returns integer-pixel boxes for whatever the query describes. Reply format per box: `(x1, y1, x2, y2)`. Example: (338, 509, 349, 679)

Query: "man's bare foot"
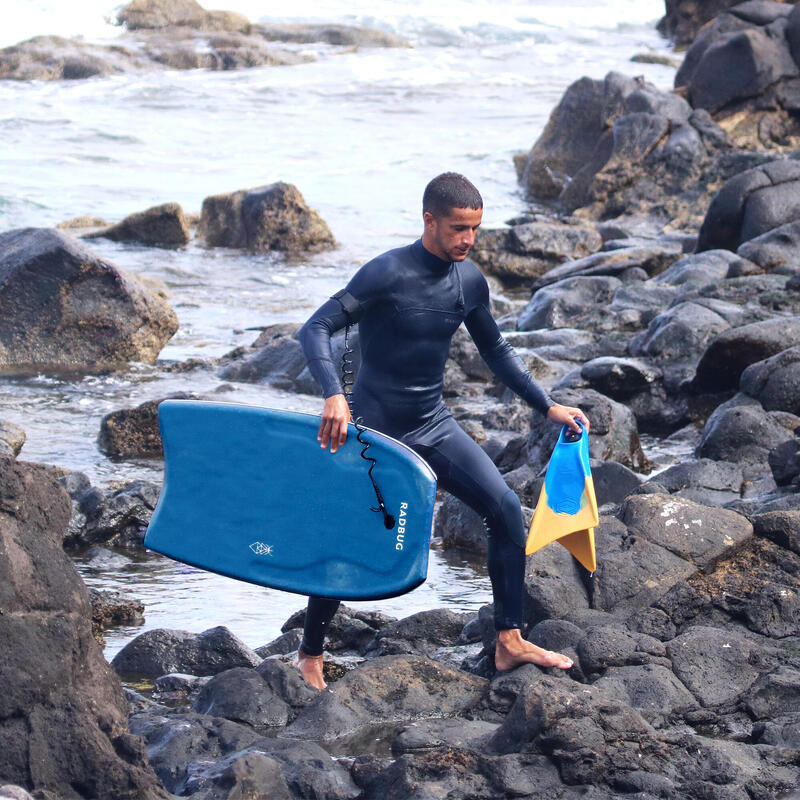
(292, 649, 327, 690)
(494, 628, 573, 671)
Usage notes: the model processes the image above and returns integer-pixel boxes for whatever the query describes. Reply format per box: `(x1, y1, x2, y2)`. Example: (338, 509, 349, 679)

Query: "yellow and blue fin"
(525, 424, 599, 573)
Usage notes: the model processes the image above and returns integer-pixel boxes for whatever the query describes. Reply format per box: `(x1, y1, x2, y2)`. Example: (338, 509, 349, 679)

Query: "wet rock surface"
(0, 458, 168, 799)
(0, 0, 408, 81)
(0, 228, 178, 375)
(198, 181, 336, 254)
(85, 202, 190, 247)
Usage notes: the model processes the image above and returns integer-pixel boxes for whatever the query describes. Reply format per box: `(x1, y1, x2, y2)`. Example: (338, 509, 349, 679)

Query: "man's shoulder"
(348, 243, 413, 294)
(458, 258, 489, 294)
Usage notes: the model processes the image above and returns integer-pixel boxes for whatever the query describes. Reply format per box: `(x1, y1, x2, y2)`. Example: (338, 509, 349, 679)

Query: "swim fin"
(525, 423, 598, 572)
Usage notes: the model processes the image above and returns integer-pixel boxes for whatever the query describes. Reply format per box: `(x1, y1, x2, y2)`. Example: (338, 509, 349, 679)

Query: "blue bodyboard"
(144, 400, 438, 600)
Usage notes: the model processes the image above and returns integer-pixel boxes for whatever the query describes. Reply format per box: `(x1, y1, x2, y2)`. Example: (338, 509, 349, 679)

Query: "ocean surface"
(1, 0, 677, 658)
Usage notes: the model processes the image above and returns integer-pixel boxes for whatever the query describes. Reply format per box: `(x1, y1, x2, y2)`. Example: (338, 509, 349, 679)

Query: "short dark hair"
(422, 172, 483, 218)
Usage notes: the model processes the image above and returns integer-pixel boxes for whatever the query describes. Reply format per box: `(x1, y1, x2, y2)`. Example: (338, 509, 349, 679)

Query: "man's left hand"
(547, 404, 590, 434)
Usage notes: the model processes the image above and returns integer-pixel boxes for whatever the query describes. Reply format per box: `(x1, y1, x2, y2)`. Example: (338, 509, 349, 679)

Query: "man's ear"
(423, 211, 436, 229)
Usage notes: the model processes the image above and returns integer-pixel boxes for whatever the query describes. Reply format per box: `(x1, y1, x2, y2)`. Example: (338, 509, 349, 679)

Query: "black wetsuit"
(297, 238, 553, 655)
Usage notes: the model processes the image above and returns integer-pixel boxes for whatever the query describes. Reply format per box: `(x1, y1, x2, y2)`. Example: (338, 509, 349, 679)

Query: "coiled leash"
(334, 290, 395, 531)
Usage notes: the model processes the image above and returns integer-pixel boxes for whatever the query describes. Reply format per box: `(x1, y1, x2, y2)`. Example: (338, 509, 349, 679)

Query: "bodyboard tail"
(144, 401, 438, 600)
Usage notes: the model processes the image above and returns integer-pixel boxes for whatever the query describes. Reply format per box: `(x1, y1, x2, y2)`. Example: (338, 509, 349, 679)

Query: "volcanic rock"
(86, 202, 189, 247)
(111, 625, 261, 679)
(198, 182, 336, 254)
(0, 458, 168, 799)
(0, 228, 177, 374)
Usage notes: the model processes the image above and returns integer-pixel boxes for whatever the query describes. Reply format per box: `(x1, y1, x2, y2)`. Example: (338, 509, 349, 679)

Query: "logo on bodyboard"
(250, 542, 274, 556)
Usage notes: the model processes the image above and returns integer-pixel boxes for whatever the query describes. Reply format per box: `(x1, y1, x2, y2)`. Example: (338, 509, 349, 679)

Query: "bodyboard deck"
(144, 400, 438, 600)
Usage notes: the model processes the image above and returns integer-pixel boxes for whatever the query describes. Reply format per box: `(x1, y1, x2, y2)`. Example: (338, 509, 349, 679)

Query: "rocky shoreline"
(2, 0, 800, 798)
(0, 0, 409, 82)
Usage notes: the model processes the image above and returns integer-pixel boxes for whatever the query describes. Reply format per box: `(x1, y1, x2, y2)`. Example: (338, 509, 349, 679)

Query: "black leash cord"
(342, 324, 395, 530)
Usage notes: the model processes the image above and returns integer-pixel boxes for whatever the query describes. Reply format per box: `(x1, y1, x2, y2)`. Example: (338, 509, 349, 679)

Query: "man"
(296, 173, 589, 690)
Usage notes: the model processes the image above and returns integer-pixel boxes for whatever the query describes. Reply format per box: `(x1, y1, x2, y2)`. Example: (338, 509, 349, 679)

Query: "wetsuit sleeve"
(297, 260, 385, 398)
(463, 276, 553, 416)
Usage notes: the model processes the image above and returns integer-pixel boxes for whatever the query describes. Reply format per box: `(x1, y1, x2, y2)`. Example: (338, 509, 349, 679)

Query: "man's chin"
(450, 250, 470, 261)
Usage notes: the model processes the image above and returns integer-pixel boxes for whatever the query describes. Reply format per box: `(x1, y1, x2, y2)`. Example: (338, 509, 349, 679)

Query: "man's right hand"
(318, 394, 351, 453)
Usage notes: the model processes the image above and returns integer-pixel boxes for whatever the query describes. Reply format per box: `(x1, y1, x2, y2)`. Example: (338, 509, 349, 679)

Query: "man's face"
(423, 206, 483, 262)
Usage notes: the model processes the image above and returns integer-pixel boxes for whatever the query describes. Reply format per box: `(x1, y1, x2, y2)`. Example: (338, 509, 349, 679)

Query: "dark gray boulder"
(738, 219, 800, 272)
(628, 300, 735, 388)
(390, 718, 499, 756)
(61, 476, 160, 549)
(769, 434, 800, 484)
(131, 708, 359, 798)
(592, 460, 643, 505)
(517, 275, 622, 331)
(524, 535, 591, 624)
(639, 458, 744, 505)
(753, 508, 800, 553)
(697, 392, 800, 467)
(591, 516, 697, 615)
(219, 335, 306, 387)
(255, 658, 318, 712)
(519, 71, 731, 229)
(192, 667, 290, 730)
(575, 625, 668, 676)
(0, 458, 169, 799)
(652, 248, 746, 287)
(372, 609, 470, 653)
(279, 604, 390, 653)
(655, 534, 800, 638)
(692, 316, 800, 393)
(697, 159, 800, 252)
(470, 219, 603, 284)
(526, 388, 650, 474)
(580, 357, 662, 399)
(0, 228, 178, 374)
(593, 663, 699, 723)
(283, 655, 487, 742)
(621, 493, 752, 568)
(743, 666, 800, 719)
(528, 245, 682, 290)
(130, 710, 262, 794)
(85, 202, 189, 247)
(677, 22, 798, 114)
(434, 492, 489, 554)
(658, 0, 746, 47)
(609, 281, 680, 325)
(111, 625, 260, 678)
(198, 182, 336, 254)
(741, 344, 800, 413)
(753, 713, 800, 747)
(666, 625, 774, 707)
(358, 746, 563, 800)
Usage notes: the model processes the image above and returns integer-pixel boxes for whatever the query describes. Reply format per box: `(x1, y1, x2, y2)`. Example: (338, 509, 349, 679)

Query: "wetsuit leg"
(300, 596, 340, 656)
(406, 415, 526, 631)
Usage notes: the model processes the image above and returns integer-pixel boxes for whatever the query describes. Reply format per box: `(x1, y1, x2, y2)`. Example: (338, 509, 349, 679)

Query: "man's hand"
(547, 403, 590, 434)
(318, 394, 352, 453)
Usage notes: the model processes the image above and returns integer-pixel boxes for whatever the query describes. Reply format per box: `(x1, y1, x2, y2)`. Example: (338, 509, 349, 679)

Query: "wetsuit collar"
(413, 238, 452, 272)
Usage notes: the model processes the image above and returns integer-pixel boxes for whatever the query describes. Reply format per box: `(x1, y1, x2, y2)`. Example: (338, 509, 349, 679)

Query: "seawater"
(2, 0, 674, 657)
